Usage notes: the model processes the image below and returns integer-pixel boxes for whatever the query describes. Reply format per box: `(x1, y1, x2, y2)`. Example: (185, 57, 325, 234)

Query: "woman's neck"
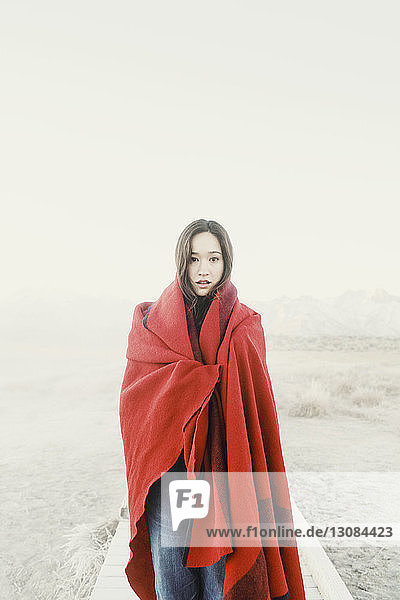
(192, 294, 214, 332)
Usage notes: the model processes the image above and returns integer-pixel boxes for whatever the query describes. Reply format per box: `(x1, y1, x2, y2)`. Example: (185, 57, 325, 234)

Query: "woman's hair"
(175, 219, 234, 313)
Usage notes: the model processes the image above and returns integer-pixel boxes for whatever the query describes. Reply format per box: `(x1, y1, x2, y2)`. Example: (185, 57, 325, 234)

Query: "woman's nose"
(198, 262, 209, 275)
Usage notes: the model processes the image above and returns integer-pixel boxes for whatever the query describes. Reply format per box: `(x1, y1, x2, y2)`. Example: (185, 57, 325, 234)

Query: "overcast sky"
(1, 1, 399, 304)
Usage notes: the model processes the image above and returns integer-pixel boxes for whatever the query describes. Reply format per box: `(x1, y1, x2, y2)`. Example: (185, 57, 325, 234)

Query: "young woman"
(119, 219, 306, 600)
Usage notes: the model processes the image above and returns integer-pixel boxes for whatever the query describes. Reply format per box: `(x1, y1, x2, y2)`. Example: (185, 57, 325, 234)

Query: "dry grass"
(277, 355, 400, 433)
(350, 387, 385, 408)
(288, 378, 330, 417)
(3, 518, 119, 600)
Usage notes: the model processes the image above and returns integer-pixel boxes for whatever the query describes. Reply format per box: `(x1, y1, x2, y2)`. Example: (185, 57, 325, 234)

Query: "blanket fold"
(119, 275, 306, 600)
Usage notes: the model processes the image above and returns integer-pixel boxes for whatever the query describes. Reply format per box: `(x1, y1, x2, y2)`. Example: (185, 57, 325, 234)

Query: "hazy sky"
(1, 1, 399, 303)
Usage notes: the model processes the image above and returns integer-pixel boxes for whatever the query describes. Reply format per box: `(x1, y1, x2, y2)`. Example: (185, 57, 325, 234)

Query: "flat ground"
(1, 340, 399, 599)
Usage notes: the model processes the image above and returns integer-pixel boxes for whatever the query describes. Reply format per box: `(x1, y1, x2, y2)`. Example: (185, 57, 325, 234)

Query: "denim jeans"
(144, 449, 227, 600)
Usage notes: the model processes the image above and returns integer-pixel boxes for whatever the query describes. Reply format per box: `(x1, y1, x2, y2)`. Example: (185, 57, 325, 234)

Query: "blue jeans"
(144, 449, 227, 600)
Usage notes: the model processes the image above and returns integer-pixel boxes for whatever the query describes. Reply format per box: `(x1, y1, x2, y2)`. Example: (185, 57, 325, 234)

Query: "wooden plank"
(305, 589, 324, 599)
(91, 590, 134, 600)
(304, 574, 317, 588)
(90, 497, 140, 600)
(292, 498, 354, 600)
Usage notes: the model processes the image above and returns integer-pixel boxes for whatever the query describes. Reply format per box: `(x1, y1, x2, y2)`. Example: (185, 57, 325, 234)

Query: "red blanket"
(119, 275, 306, 600)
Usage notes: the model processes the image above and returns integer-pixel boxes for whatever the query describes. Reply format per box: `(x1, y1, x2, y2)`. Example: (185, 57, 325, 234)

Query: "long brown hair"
(175, 219, 234, 319)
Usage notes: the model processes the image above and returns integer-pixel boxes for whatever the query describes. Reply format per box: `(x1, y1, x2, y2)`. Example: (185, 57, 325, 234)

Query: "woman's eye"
(190, 256, 219, 262)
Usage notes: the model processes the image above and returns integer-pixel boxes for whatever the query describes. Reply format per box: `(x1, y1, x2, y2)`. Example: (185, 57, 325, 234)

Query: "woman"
(119, 219, 306, 600)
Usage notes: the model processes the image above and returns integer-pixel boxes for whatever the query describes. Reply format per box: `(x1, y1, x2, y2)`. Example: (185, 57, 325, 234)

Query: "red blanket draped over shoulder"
(119, 275, 306, 600)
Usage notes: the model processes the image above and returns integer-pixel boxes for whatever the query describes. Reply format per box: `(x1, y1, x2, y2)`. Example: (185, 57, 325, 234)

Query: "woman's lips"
(196, 281, 211, 287)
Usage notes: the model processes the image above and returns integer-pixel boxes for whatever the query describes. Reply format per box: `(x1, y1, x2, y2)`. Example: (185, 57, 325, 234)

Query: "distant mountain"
(250, 288, 400, 337)
(1, 288, 399, 349)
(0, 289, 136, 362)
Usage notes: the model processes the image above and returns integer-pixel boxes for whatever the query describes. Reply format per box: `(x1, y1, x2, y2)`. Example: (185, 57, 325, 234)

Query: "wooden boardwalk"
(90, 516, 138, 600)
(90, 497, 354, 600)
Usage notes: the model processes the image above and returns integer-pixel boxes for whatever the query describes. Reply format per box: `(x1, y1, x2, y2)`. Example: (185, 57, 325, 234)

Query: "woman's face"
(188, 231, 225, 296)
